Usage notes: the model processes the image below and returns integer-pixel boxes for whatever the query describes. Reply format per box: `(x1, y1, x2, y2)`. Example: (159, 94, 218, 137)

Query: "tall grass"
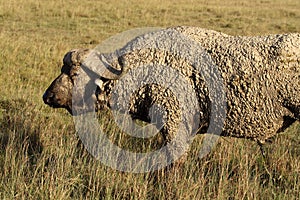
(0, 0, 299, 199)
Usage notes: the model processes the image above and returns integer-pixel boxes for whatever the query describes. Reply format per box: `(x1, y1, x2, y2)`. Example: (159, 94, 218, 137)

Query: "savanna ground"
(0, 0, 299, 199)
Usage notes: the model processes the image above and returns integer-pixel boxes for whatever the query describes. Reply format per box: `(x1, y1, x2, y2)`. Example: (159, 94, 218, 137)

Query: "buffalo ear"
(95, 79, 104, 91)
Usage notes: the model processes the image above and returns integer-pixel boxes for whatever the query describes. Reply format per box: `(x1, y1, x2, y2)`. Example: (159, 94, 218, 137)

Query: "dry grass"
(0, 0, 299, 199)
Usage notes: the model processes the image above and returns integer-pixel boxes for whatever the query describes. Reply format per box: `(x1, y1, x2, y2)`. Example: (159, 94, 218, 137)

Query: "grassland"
(0, 0, 299, 199)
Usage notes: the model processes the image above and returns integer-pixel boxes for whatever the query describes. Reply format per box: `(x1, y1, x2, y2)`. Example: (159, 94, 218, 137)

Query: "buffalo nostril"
(42, 92, 48, 101)
(43, 91, 54, 105)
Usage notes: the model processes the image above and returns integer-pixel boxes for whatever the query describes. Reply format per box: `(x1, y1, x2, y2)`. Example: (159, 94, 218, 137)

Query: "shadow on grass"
(0, 99, 43, 163)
